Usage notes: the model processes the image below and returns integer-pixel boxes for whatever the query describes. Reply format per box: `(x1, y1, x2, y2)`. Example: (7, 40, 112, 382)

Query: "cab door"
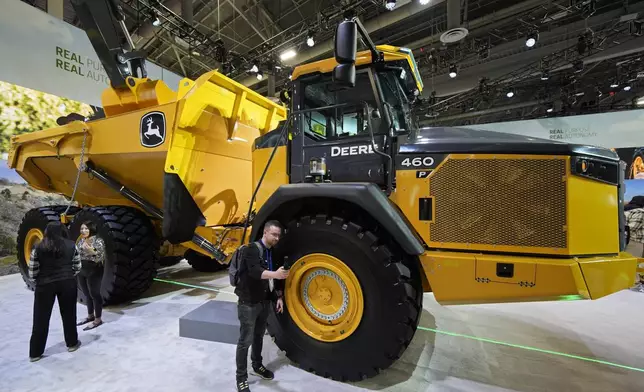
(289, 69, 390, 185)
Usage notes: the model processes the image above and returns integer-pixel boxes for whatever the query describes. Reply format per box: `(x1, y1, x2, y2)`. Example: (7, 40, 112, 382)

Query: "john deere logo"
(140, 111, 166, 148)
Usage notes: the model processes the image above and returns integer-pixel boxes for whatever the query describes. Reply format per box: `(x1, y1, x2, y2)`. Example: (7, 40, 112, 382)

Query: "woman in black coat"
(28, 221, 82, 362)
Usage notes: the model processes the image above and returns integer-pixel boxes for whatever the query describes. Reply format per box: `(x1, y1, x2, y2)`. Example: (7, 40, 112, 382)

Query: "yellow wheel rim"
(633, 156, 644, 178)
(23, 228, 43, 266)
(285, 253, 364, 343)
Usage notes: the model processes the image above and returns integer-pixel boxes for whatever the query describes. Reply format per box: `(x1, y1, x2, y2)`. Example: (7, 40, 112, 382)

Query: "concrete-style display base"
(179, 300, 240, 345)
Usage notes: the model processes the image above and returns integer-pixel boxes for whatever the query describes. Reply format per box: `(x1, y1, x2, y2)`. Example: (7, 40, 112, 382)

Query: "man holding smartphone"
(234, 220, 289, 392)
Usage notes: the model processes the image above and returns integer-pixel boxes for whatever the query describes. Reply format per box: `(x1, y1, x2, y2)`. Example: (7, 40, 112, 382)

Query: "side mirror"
(333, 20, 357, 88)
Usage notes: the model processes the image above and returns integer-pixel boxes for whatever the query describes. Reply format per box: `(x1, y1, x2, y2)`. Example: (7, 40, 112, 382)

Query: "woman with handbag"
(76, 221, 106, 330)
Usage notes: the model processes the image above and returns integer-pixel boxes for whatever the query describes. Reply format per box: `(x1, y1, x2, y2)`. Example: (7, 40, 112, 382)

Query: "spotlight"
(306, 32, 315, 47)
(506, 90, 515, 98)
(420, 0, 431, 4)
(152, 16, 161, 27)
(250, 63, 259, 73)
(385, 0, 396, 10)
(630, 20, 643, 36)
(256, 71, 264, 81)
(540, 70, 550, 80)
(280, 49, 297, 61)
(624, 85, 632, 91)
(525, 31, 538, 48)
(546, 103, 554, 113)
(448, 64, 457, 78)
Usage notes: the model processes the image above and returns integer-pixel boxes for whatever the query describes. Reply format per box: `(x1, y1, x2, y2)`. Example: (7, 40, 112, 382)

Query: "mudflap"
(162, 173, 206, 244)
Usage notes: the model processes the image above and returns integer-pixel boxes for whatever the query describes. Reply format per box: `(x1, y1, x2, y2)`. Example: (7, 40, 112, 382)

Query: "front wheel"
(267, 214, 423, 381)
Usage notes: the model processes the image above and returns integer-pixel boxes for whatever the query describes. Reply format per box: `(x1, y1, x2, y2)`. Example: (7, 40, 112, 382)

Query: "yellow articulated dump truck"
(7, 0, 638, 381)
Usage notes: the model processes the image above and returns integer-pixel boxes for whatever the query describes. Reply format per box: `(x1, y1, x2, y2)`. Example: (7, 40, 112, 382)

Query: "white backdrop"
(463, 108, 644, 149)
(0, 0, 184, 107)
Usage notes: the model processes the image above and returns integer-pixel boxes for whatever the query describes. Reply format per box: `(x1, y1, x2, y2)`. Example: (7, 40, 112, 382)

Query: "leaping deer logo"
(144, 117, 162, 139)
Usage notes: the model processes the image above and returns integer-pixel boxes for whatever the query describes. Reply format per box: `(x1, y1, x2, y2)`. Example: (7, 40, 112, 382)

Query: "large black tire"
(267, 214, 423, 381)
(184, 249, 228, 272)
(68, 206, 159, 305)
(16, 205, 80, 291)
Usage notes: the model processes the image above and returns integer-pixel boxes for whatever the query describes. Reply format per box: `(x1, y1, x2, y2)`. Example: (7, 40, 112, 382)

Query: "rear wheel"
(69, 206, 159, 305)
(267, 214, 423, 381)
(16, 206, 80, 291)
(185, 249, 228, 272)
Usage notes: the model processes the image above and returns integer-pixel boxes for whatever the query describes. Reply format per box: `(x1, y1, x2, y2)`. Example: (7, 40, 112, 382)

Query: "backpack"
(228, 241, 262, 286)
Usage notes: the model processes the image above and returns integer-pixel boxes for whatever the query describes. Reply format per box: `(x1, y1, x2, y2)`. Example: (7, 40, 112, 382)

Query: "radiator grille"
(429, 158, 567, 249)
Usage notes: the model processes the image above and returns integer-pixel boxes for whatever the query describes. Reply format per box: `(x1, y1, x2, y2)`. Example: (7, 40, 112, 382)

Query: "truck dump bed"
(7, 70, 287, 227)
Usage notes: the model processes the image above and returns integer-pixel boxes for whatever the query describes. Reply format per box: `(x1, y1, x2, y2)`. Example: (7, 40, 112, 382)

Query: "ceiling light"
(420, 0, 431, 4)
(610, 81, 619, 88)
(152, 16, 161, 27)
(280, 49, 297, 61)
(256, 71, 264, 81)
(448, 64, 457, 78)
(385, 1, 397, 11)
(540, 70, 550, 80)
(306, 32, 315, 47)
(525, 31, 538, 48)
(547, 107, 554, 113)
(506, 90, 515, 98)
(624, 85, 632, 91)
(637, 96, 644, 105)
(250, 64, 259, 73)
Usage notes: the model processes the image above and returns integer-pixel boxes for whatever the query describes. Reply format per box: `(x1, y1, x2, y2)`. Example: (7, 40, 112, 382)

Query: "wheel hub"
(303, 269, 349, 322)
(633, 156, 644, 178)
(23, 229, 43, 266)
(285, 253, 364, 343)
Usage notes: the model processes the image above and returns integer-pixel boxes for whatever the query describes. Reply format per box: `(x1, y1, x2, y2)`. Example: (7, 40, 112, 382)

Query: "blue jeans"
(235, 300, 269, 380)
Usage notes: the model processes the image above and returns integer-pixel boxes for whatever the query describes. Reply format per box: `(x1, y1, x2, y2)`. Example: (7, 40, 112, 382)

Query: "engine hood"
(398, 126, 619, 161)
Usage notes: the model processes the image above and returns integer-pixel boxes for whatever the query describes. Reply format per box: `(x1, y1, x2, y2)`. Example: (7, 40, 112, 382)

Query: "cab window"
(301, 72, 379, 141)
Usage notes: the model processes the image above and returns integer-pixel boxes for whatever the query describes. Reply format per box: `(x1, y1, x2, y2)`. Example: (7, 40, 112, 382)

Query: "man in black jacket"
(234, 220, 289, 392)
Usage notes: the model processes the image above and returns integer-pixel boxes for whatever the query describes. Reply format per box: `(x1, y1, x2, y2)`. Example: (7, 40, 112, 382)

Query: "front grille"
(429, 157, 567, 249)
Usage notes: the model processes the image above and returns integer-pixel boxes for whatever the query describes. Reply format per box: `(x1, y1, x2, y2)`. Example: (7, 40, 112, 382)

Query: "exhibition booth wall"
(464, 109, 644, 200)
(0, 0, 183, 108)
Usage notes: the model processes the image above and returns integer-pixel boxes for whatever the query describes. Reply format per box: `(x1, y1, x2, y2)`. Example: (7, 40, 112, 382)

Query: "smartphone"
(283, 256, 293, 270)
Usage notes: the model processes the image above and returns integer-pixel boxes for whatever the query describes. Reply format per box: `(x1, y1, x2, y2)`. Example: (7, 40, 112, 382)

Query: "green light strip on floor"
(418, 326, 644, 373)
(153, 278, 644, 373)
(153, 278, 235, 295)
